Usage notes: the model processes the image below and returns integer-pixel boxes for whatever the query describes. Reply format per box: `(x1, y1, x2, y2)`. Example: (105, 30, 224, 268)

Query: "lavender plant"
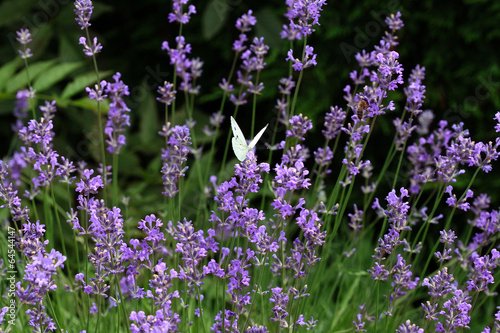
(1, 1, 500, 332)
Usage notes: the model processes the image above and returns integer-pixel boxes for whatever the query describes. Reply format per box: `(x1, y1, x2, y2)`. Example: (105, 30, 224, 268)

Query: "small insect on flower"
(230, 116, 268, 161)
(348, 96, 369, 122)
(357, 97, 369, 119)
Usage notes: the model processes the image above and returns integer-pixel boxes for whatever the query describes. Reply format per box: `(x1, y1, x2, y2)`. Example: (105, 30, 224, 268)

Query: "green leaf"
(0, 58, 21, 92)
(202, 0, 230, 40)
(69, 96, 109, 113)
(61, 70, 113, 99)
(138, 88, 158, 146)
(6, 59, 57, 93)
(0, 0, 34, 28)
(255, 9, 283, 50)
(33, 62, 84, 92)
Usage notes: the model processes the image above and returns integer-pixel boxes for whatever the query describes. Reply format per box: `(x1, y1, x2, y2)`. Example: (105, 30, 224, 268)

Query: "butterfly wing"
(248, 123, 269, 149)
(231, 116, 249, 161)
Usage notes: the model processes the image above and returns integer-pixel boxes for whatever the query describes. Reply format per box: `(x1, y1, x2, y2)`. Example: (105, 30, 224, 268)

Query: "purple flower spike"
(104, 73, 131, 154)
(75, 169, 103, 196)
(494, 112, 500, 132)
(168, 0, 196, 24)
(79, 36, 102, 56)
(160, 124, 192, 197)
(157, 81, 177, 105)
(286, 45, 317, 71)
(86, 80, 107, 101)
(283, 0, 327, 38)
(386, 12, 404, 31)
(286, 114, 313, 141)
(74, 0, 93, 29)
(16, 29, 33, 59)
(269, 287, 289, 328)
(396, 320, 423, 333)
(236, 10, 257, 32)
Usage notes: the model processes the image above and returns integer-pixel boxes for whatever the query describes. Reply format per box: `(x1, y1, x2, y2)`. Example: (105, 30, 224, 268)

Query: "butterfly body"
(231, 116, 268, 161)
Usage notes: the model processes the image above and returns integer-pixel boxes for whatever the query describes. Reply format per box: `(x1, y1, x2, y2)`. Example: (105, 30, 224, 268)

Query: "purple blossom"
(286, 45, 317, 71)
(74, 0, 93, 29)
(167, 218, 218, 289)
(445, 185, 473, 211)
(295, 208, 325, 246)
(211, 310, 239, 332)
(282, 0, 327, 37)
(404, 73, 426, 115)
(393, 118, 417, 151)
(269, 287, 289, 327)
(219, 78, 234, 93)
(104, 72, 131, 154)
(416, 109, 434, 135)
(373, 51, 404, 91)
(160, 124, 191, 197)
(79, 36, 102, 56)
(15, 219, 66, 308)
(440, 229, 457, 245)
(286, 114, 313, 140)
(56, 156, 76, 185)
(0, 307, 8, 326)
(465, 250, 498, 293)
(12, 88, 33, 133)
(75, 169, 103, 196)
(313, 146, 333, 169)
(86, 80, 107, 101)
(422, 267, 454, 298)
(396, 320, 423, 333)
(494, 112, 500, 132)
(146, 261, 180, 311)
(347, 204, 363, 231)
(278, 76, 295, 95)
(368, 262, 389, 281)
(422, 301, 444, 321)
(18, 117, 61, 191)
(323, 106, 346, 140)
(435, 289, 472, 332)
(157, 81, 176, 105)
(129, 309, 180, 332)
(386, 12, 404, 31)
(168, 0, 196, 24)
(17, 249, 66, 305)
(274, 159, 310, 192)
(25, 305, 56, 332)
(230, 92, 248, 106)
(385, 254, 419, 314)
(18, 117, 54, 148)
(137, 214, 165, 250)
(39, 100, 57, 120)
(16, 28, 32, 45)
(353, 312, 367, 332)
(16, 28, 33, 58)
(236, 10, 257, 33)
(354, 50, 376, 68)
(162, 36, 202, 94)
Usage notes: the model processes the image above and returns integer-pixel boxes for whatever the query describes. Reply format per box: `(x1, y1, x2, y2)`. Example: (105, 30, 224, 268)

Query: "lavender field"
(1, 1, 500, 332)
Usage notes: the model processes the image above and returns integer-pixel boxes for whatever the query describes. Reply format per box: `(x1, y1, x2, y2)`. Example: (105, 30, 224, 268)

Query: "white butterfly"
(231, 116, 268, 161)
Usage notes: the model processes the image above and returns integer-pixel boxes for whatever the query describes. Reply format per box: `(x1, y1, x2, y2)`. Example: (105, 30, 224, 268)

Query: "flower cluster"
(104, 72, 131, 154)
(162, 35, 203, 94)
(16, 28, 33, 59)
(160, 124, 192, 197)
(4, 2, 500, 333)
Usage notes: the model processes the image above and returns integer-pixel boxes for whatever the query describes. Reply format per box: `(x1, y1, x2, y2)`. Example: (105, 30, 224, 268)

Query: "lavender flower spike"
(74, 0, 93, 29)
(16, 29, 33, 59)
(168, 0, 196, 24)
(79, 36, 103, 57)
